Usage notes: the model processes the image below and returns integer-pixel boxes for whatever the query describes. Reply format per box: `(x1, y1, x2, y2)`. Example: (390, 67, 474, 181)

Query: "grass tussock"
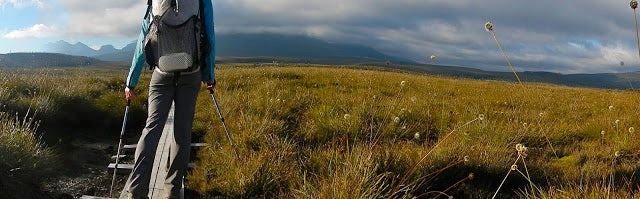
(0, 68, 150, 197)
(0, 111, 56, 199)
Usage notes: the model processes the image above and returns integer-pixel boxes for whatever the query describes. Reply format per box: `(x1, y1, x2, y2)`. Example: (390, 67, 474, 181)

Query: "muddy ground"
(43, 139, 128, 198)
(40, 132, 205, 199)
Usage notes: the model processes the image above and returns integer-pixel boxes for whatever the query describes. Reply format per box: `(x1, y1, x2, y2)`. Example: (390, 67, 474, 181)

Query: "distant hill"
(37, 34, 640, 90)
(43, 33, 411, 64)
(97, 45, 118, 55)
(43, 40, 98, 57)
(215, 33, 413, 64)
(0, 53, 101, 68)
(43, 40, 136, 61)
(376, 63, 640, 90)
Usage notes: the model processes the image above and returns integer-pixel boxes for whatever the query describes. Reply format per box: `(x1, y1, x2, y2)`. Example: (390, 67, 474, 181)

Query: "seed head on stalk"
(485, 21, 522, 85)
(485, 22, 494, 32)
(631, 0, 640, 71)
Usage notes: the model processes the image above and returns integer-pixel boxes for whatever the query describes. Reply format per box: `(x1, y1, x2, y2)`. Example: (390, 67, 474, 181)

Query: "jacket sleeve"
(126, 9, 151, 89)
(201, 0, 216, 82)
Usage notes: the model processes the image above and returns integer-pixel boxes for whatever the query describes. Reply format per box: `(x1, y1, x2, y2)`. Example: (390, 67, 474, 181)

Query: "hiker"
(123, 0, 215, 198)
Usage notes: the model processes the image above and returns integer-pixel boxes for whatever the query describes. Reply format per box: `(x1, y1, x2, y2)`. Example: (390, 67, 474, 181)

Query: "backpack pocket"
(143, 20, 159, 68)
(156, 15, 198, 72)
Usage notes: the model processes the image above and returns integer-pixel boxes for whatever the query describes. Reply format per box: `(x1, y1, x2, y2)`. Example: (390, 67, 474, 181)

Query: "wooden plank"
(148, 108, 173, 199)
(121, 143, 208, 151)
(79, 196, 114, 199)
(111, 155, 128, 160)
(108, 163, 195, 170)
(119, 103, 186, 199)
(107, 163, 195, 174)
(121, 144, 137, 152)
(108, 163, 134, 170)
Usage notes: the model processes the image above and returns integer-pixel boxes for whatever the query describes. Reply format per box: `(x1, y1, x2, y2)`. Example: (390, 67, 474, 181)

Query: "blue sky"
(1, 0, 640, 74)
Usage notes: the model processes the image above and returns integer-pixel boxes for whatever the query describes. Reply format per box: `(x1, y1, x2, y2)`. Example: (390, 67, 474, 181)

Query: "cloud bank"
(3, 23, 58, 38)
(60, 0, 146, 37)
(5, 0, 640, 73)
(210, 0, 640, 73)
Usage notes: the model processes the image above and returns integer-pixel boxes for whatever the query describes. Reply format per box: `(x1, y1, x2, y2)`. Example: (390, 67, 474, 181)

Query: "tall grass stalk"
(492, 154, 522, 199)
(632, 0, 640, 65)
(389, 116, 481, 198)
(485, 22, 523, 85)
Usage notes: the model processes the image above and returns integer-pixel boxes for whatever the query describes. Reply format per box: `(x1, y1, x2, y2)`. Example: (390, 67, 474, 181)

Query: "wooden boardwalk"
(90, 103, 207, 199)
(117, 103, 178, 199)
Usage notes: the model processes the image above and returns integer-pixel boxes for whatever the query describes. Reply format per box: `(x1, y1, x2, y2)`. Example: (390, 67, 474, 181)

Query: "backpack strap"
(144, 0, 152, 19)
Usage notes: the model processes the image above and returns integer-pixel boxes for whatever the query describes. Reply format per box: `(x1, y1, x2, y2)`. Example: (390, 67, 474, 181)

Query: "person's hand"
(125, 87, 135, 101)
(203, 80, 216, 91)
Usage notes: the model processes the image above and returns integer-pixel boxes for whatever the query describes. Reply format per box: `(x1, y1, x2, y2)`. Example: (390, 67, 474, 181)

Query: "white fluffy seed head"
(414, 132, 420, 139)
(515, 144, 526, 152)
(485, 22, 494, 32)
(393, 117, 400, 123)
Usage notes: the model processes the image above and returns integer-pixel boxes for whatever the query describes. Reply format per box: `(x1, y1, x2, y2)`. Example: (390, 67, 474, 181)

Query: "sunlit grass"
(2, 65, 640, 198)
(186, 64, 640, 198)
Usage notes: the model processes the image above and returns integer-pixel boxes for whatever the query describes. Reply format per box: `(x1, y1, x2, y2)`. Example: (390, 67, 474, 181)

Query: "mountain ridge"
(1, 52, 639, 90)
(42, 33, 412, 64)
(34, 34, 640, 90)
(0, 53, 101, 68)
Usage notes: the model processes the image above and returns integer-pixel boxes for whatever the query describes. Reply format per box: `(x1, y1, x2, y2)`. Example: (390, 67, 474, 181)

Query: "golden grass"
(2, 65, 640, 198)
(185, 64, 640, 198)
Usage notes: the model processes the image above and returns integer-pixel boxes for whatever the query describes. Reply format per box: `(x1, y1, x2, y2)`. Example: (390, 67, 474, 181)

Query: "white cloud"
(0, 0, 42, 8)
(3, 24, 59, 39)
(60, 0, 146, 37)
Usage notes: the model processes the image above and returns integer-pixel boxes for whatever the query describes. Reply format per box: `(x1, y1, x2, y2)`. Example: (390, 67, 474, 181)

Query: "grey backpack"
(143, 0, 206, 72)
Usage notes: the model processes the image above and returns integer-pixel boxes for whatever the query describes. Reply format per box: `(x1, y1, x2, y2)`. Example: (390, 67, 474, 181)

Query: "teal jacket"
(126, 0, 215, 88)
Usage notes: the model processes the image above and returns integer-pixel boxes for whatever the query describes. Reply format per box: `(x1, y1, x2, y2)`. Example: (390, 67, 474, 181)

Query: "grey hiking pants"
(128, 69, 200, 198)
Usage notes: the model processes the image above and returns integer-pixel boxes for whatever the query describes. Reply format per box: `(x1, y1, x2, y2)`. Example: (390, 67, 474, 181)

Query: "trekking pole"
(208, 89, 239, 158)
(110, 99, 131, 197)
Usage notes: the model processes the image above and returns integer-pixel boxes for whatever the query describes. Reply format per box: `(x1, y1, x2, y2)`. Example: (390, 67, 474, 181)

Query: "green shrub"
(0, 111, 57, 199)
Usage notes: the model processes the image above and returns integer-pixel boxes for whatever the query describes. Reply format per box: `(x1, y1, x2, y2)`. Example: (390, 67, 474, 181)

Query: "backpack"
(143, 0, 209, 72)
